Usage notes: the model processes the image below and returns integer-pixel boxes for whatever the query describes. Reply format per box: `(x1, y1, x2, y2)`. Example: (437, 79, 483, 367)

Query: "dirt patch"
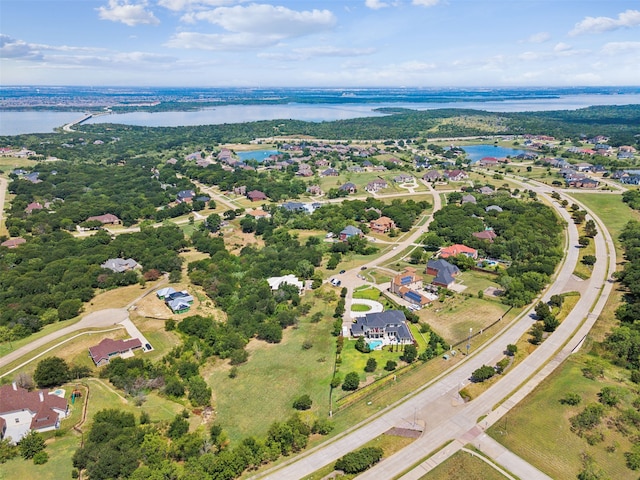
(484, 286, 504, 298)
(385, 427, 423, 438)
(224, 229, 265, 255)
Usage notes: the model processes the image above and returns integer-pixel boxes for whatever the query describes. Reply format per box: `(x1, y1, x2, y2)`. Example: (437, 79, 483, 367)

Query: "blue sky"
(1, 0, 640, 86)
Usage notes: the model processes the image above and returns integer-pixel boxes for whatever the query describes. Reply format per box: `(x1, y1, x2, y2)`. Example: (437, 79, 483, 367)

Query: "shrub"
(364, 358, 377, 373)
(560, 393, 582, 406)
(570, 403, 605, 434)
(18, 431, 45, 459)
(335, 447, 384, 474)
(598, 386, 620, 407)
(312, 418, 334, 435)
(32, 450, 49, 465)
(471, 365, 495, 382)
(342, 372, 360, 391)
(495, 358, 509, 374)
(384, 360, 397, 371)
(506, 344, 518, 356)
(292, 394, 312, 411)
(330, 374, 342, 389)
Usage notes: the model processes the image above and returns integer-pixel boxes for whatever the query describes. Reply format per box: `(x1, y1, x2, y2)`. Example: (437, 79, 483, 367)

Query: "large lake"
(2, 93, 640, 136)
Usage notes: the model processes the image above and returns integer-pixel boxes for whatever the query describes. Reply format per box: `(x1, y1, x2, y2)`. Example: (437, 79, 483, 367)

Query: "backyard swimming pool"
(367, 340, 384, 350)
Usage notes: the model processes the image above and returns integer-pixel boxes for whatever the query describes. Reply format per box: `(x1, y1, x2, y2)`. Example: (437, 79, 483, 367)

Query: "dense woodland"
(0, 227, 185, 338)
(429, 192, 564, 306)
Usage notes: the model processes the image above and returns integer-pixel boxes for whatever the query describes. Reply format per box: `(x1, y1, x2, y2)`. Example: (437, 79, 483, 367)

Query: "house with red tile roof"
(89, 338, 143, 367)
(0, 383, 68, 444)
(439, 244, 478, 259)
(473, 230, 497, 242)
(25, 202, 43, 214)
(370, 216, 396, 234)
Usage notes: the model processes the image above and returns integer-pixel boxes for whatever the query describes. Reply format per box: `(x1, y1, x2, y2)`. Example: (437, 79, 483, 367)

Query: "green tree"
(401, 344, 418, 363)
(187, 376, 212, 407)
(471, 365, 495, 382)
(34, 356, 70, 388)
(167, 415, 189, 440)
(57, 298, 83, 320)
(384, 360, 397, 371)
(584, 219, 598, 238)
(506, 344, 518, 356)
(205, 213, 221, 232)
(582, 255, 597, 266)
(342, 372, 360, 391)
(364, 358, 377, 373)
(19, 431, 45, 459)
(292, 394, 312, 411)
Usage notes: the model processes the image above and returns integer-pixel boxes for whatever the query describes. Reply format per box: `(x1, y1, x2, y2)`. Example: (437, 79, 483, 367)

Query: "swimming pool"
(367, 340, 384, 350)
(51, 388, 66, 398)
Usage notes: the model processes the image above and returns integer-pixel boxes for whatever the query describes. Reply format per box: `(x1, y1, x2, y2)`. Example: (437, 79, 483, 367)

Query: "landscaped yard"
(353, 285, 383, 300)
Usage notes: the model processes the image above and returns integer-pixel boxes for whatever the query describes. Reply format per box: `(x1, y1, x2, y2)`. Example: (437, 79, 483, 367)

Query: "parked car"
(360, 266, 368, 270)
(339, 270, 346, 274)
(145, 343, 152, 351)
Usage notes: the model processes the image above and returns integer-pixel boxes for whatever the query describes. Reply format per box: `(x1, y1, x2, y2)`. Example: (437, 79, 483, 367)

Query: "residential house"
(443, 170, 468, 182)
(338, 182, 357, 194)
(426, 258, 461, 288)
(86, 213, 121, 225)
(89, 338, 143, 367)
(1, 237, 26, 249)
(306, 185, 323, 196)
(575, 162, 593, 172)
(439, 244, 478, 259)
(25, 202, 43, 214)
(267, 274, 305, 295)
(472, 229, 498, 242)
(393, 174, 413, 183)
(246, 208, 271, 219)
(165, 290, 194, 313)
(478, 186, 495, 196)
(485, 205, 503, 213)
(281, 202, 307, 213)
(350, 310, 414, 345)
(339, 225, 363, 241)
(365, 179, 388, 193)
(568, 178, 599, 189)
(233, 185, 247, 196)
(247, 190, 268, 202)
(479, 157, 500, 167)
(156, 287, 176, 299)
(423, 170, 442, 182)
(24, 172, 41, 184)
(370, 216, 396, 234)
(461, 194, 477, 205)
(101, 258, 140, 273)
(321, 168, 339, 176)
(177, 190, 196, 203)
(0, 383, 69, 444)
(389, 268, 431, 306)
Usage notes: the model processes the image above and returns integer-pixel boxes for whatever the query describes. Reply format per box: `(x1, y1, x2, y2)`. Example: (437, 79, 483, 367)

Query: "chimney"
(12, 382, 17, 391)
(39, 391, 44, 402)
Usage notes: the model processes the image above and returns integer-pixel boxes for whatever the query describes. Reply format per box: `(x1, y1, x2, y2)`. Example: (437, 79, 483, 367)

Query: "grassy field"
(419, 296, 514, 345)
(421, 450, 510, 480)
(573, 223, 596, 280)
(570, 192, 640, 254)
(488, 357, 636, 480)
(204, 302, 336, 444)
(353, 286, 383, 300)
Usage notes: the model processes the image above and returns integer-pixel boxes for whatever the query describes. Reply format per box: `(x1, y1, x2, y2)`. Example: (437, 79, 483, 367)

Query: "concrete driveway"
(349, 299, 384, 318)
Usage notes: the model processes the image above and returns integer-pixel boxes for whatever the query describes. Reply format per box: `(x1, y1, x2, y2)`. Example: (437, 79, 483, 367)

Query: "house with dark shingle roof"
(338, 182, 357, 194)
(426, 259, 460, 288)
(350, 310, 414, 345)
(473, 229, 497, 242)
(339, 225, 363, 241)
(101, 258, 140, 273)
(89, 338, 143, 367)
(247, 190, 268, 202)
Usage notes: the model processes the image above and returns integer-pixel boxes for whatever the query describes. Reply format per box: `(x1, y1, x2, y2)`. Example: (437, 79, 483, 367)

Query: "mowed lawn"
(570, 192, 640, 254)
(487, 357, 636, 480)
(205, 312, 336, 444)
(419, 296, 513, 345)
(422, 450, 510, 480)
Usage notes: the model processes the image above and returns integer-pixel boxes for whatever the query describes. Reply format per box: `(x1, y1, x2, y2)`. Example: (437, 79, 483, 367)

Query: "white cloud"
(600, 41, 640, 55)
(412, 0, 440, 6)
(525, 32, 550, 44)
(365, 0, 389, 9)
(259, 46, 376, 61)
(98, 0, 160, 26)
(0, 35, 43, 60)
(165, 31, 280, 50)
(554, 42, 572, 52)
(158, 0, 242, 11)
(570, 9, 640, 36)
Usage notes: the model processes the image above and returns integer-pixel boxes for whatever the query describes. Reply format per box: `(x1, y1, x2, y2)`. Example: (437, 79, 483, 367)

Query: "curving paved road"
(254, 178, 614, 480)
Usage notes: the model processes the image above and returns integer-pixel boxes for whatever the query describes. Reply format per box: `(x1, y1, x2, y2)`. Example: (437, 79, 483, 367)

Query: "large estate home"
(369, 216, 395, 233)
(350, 310, 414, 346)
(86, 213, 121, 225)
(0, 383, 69, 444)
(426, 258, 461, 288)
(439, 244, 478, 259)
